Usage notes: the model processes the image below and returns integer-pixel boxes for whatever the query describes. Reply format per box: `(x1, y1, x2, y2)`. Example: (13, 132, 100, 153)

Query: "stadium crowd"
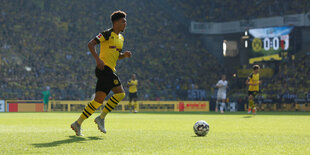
(228, 52, 310, 104)
(167, 0, 310, 22)
(0, 0, 223, 100)
(0, 0, 309, 102)
(262, 53, 310, 102)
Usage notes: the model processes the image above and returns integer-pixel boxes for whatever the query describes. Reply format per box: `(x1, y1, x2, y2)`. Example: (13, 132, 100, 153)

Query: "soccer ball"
(193, 120, 209, 136)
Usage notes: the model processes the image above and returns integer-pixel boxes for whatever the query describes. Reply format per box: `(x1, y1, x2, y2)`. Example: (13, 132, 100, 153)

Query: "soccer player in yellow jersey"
(71, 10, 132, 136)
(246, 65, 261, 115)
(128, 73, 138, 113)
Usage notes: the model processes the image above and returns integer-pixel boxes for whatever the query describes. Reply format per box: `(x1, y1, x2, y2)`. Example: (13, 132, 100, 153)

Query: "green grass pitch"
(1, 112, 310, 154)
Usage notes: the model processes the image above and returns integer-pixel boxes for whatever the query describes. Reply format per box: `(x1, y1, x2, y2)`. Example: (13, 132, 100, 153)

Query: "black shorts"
(95, 66, 121, 94)
(129, 92, 137, 100)
(248, 91, 258, 97)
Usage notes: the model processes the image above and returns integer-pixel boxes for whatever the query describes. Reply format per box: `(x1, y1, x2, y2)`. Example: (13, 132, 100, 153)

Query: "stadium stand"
(0, 0, 223, 100)
(228, 52, 310, 104)
(0, 0, 309, 102)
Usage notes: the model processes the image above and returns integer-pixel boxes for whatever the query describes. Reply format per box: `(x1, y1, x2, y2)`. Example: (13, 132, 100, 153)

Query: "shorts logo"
(113, 80, 119, 85)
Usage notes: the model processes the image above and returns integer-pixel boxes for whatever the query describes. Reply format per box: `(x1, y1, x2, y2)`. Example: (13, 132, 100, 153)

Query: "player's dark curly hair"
(111, 10, 126, 23)
(253, 65, 260, 70)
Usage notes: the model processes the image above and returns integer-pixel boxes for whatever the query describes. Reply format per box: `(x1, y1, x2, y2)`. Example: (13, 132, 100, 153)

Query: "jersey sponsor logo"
(109, 46, 122, 52)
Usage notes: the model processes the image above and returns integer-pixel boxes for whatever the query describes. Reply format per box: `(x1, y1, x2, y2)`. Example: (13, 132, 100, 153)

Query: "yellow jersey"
(248, 73, 260, 91)
(94, 28, 124, 72)
(128, 80, 138, 93)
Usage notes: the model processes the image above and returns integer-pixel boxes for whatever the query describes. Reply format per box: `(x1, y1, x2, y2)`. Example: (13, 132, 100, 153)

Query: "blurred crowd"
(0, 0, 309, 101)
(228, 52, 310, 103)
(167, 0, 310, 22)
(262, 53, 310, 102)
(0, 0, 223, 100)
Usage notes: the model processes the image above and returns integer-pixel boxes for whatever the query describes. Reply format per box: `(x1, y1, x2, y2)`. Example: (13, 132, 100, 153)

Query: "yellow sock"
(78, 100, 102, 124)
(249, 99, 255, 109)
(101, 93, 125, 118)
(133, 101, 137, 110)
(128, 101, 132, 110)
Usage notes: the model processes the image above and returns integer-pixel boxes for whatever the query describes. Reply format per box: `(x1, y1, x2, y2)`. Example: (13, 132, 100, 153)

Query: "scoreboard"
(248, 26, 294, 63)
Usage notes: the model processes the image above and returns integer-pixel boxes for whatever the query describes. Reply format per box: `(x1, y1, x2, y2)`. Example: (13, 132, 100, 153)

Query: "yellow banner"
(249, 54, 281, 64)
(48, 100, 210, 112)
(237, 68, 274, 78)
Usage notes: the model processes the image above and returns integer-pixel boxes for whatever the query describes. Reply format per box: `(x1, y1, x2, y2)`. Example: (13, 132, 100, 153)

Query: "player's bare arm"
(128, 80, 132, 85)
(119, 51, 132, 59)
(246, 79, 250, 85)
(88, 39, 105, 70)
(246, 79, 254, 86)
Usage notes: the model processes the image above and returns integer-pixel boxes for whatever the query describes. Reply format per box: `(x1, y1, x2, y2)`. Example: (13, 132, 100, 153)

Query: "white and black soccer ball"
(193, 120, 209, 136)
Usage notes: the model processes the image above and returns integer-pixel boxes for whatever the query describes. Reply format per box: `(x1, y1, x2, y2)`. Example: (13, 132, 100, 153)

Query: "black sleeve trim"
(94, 29, 112, 43)
(248, 73, 253, 79)
(102, 28, 113, 40)
(94, 37, 100, 44)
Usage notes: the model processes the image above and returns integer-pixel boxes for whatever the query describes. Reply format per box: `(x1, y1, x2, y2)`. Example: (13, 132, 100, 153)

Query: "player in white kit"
(216, 74, 228, 113)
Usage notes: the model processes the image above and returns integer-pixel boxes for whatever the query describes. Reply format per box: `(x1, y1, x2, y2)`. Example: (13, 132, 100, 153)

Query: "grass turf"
(0, 112, 310, 154)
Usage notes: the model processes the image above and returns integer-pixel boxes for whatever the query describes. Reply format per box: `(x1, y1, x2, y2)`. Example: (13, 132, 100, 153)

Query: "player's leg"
(215, 98, 220, 112)
(216, 93, 220, 112)
(44, 101, 48, 112)
(220, 98, 225, 113)
(252, 104, 256, 115)
(219, 103, 223, 113)
(248, 94, 254, 114)
(252, 92, 257, 115)
(128, 93, 133, 112)
(133, 94, 138, 113)
(100, 85, 125, 118)
(219, 97, 223, 113)
(217, 92, 224, 112)
(71, 91, 106, 136)
(77, 91, 106, 124)
(71, 67, 108, 136)
(95, 85, 126, 133)
(221, 93, 226, 113)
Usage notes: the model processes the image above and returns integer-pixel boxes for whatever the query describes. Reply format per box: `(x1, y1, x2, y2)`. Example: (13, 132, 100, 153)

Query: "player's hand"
(124, 51, 132, 58)
(96, 59, 105, 70)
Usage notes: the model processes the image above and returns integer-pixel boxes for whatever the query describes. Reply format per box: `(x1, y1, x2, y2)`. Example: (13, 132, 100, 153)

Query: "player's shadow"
(32, 136, 103, 148)
(242, 116, 253, 118)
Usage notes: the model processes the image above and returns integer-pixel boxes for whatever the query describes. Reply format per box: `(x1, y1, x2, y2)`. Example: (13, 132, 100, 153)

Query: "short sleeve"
(248, 73, 253, 80)
(224, 81, 228, 86)
(94, 32, 105, 43)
